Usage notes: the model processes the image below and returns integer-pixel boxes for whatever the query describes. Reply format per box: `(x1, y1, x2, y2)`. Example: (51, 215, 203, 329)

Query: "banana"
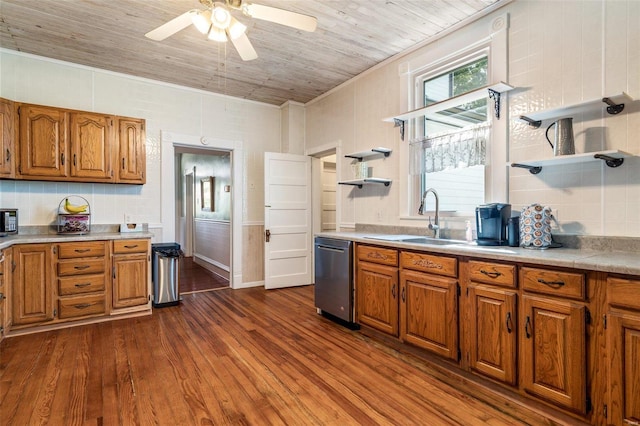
(64, 198, 88, 214)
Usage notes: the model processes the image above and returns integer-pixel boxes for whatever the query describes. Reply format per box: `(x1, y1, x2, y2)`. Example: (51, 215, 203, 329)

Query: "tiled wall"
(305, 0, 640, 237)
(0, 51, 281, 238)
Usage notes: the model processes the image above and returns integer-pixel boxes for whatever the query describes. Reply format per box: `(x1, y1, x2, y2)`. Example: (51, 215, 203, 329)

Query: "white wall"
(305, 0, 640, 237)
(0, 50, 282, 285)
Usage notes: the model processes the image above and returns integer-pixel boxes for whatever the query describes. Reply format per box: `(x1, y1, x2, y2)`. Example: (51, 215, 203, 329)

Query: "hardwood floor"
(1, 286, 571, 425)
(179, 256, 229, 294)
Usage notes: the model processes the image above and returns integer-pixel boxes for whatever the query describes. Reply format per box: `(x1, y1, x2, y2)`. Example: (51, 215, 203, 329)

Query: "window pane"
(418, 56, 488, 213)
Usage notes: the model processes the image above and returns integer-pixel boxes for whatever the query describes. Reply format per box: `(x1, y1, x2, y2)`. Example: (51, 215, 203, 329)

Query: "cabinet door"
(18, 104, 68, 178)
(469, 285, 517, 385)
(608, 310, 640, 426)
(69, 112, 113, 180)
(356, 261, 398, 336)
(521, 295, 587, 414)
(117, 117, 146, 184)
(0, 98, 14, 177)
(113, 254, 149, 309)
(400, 269, 458, 360)
(12, 244, 54, 326)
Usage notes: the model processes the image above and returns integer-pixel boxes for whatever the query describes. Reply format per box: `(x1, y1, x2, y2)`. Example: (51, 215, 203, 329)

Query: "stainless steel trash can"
(151, 243, 182, 307)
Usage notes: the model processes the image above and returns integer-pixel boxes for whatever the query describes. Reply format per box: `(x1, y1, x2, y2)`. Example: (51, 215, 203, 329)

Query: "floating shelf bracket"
(510, 163, 542, 174)
(488, 88, 502, 119)
(393, 118, 405, 141)
(594, 153, 624, 168)
(339, 181, 364, 189)
(519, 115, 542, 129)
(602, 97, 625, 115)
(372, 148, 392, 157)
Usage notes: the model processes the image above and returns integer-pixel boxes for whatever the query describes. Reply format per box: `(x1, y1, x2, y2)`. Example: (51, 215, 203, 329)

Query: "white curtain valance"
(409, 122, 490, 174)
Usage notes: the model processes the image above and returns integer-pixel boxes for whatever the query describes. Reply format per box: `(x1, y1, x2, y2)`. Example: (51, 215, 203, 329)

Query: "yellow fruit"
(64, 198, 88, 214)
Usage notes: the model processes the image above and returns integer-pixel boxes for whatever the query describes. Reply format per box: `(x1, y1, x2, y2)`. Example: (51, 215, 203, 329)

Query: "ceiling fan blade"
(230, 33, 258, 61)
(145, 10, 195, 41)
(243, 3, 317, 32)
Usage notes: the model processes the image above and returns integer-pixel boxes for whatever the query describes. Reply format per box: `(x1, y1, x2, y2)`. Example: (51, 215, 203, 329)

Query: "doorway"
(175, 147, 231, 293)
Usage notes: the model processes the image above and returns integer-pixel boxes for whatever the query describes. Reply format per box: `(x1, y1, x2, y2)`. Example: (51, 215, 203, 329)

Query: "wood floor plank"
(1, 285, 571, 425)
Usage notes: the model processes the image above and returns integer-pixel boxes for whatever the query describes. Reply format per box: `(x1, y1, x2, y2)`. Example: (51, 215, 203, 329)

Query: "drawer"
(57, 258, 106, 277)
(468, 260, 516, 288)
(608, 277, 640, 311)
(400, 251, 457, 278)
(521, 267, 585, 300)
(58, 274, 105, 296)
(58, 294, 105, 319)
(357, 244, 398, 267)
(113, 239, 149, 254)
(57, 241, 106, 259)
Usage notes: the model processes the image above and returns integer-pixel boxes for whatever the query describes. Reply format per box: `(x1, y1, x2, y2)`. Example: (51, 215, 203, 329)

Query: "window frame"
(415, 51, 490, 213)
(396, 15, 509, 222)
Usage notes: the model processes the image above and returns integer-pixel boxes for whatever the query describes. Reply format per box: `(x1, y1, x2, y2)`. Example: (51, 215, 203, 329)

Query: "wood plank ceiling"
(0, 0, 503, 105)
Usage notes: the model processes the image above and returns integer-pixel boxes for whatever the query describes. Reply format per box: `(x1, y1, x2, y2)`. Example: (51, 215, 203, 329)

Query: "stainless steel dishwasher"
(314, 237, 355, 325)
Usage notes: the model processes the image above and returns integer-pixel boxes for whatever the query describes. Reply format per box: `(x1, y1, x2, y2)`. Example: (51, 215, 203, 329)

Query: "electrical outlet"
(377, 211, 383, 222)
(125, 213, 132, 223)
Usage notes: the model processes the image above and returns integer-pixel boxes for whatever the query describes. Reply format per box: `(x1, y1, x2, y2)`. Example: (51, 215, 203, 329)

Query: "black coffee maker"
(475, 203, 511, 246)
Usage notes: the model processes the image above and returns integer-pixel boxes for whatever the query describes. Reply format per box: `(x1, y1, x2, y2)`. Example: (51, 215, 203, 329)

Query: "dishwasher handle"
(316, 245, 347, 253)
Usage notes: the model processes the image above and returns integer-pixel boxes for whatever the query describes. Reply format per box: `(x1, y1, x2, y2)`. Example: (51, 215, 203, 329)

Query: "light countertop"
(316, 232, 640, 276)
(0, 232, 154, 250)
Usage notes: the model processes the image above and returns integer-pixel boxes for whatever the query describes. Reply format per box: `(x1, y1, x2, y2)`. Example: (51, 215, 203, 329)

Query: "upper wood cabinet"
(18, 104, 68, 178)
(0, 98, 15, 177)
(69, 112, 114, 180)
(117, 117, 146, 184)
(8, 101, 145, 184)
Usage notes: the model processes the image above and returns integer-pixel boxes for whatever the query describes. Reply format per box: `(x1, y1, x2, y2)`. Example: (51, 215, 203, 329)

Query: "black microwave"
(0, 209, 18, 236)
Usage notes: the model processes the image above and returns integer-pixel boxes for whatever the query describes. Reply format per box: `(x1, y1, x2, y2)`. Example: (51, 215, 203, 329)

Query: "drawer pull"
(0, 292, 4, 301)
(401, 286, 406, 302)
(124, 244, 139, 249)
(506, 312, 512, 333)
(480, 269, 503, 279)
(74, 249, 91, 253)
(74, 265, 91, 270)
(74, 283, 92, 288)
(537, 278, 565, 288)
(525, 316, 532, 338)
(391, 283, 396, 298)
(73, 303, 94, 309)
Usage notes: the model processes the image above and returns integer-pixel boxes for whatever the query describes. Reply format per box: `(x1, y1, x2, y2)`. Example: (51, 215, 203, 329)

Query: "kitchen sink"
(399, 237, 469, 245)
(362, 235, 470, 246)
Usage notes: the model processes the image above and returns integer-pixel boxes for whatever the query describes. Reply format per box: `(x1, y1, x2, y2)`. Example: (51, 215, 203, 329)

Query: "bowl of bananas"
(57, 195, 91, 234)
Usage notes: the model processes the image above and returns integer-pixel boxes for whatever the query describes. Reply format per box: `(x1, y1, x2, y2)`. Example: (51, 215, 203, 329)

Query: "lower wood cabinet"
(55, 241, 108, 322)
(519, 267, 588, 415)
(6, 238, 150, 335)
(400, 252, 458, 360)
(112, 239, 150, 309)
(356, 260, 399, 336)
(468, 284, 517, 385)
(11, 244, 54, 326)
(607, 277, 640, 425)
(520, 294, 587, 414)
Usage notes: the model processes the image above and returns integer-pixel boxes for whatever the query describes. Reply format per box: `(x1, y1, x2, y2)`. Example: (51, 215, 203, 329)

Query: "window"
(414, 54, 489, 214)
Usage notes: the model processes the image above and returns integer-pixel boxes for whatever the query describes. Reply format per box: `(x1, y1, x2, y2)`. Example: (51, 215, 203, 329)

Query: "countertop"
(316, 232, 640, 276)
(0, 231, 154, 250)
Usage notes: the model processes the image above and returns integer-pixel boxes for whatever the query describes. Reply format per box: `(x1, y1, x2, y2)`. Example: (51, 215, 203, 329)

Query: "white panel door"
(264, 152, 312, 289)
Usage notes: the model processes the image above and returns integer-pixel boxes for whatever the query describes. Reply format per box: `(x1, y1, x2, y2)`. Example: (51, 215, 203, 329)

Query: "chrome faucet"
(418, 188, 440, 238)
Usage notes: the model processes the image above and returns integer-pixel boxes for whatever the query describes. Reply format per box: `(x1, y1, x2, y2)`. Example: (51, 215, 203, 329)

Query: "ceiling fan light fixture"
(227, 17, 247, 40)
(211, 4, 231, 29)
(191, 10, 212, 34)
(207, 26, 228, 42)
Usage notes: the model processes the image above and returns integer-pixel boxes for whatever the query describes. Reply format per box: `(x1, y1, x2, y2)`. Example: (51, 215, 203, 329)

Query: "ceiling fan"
(145, 0, 317, 61)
